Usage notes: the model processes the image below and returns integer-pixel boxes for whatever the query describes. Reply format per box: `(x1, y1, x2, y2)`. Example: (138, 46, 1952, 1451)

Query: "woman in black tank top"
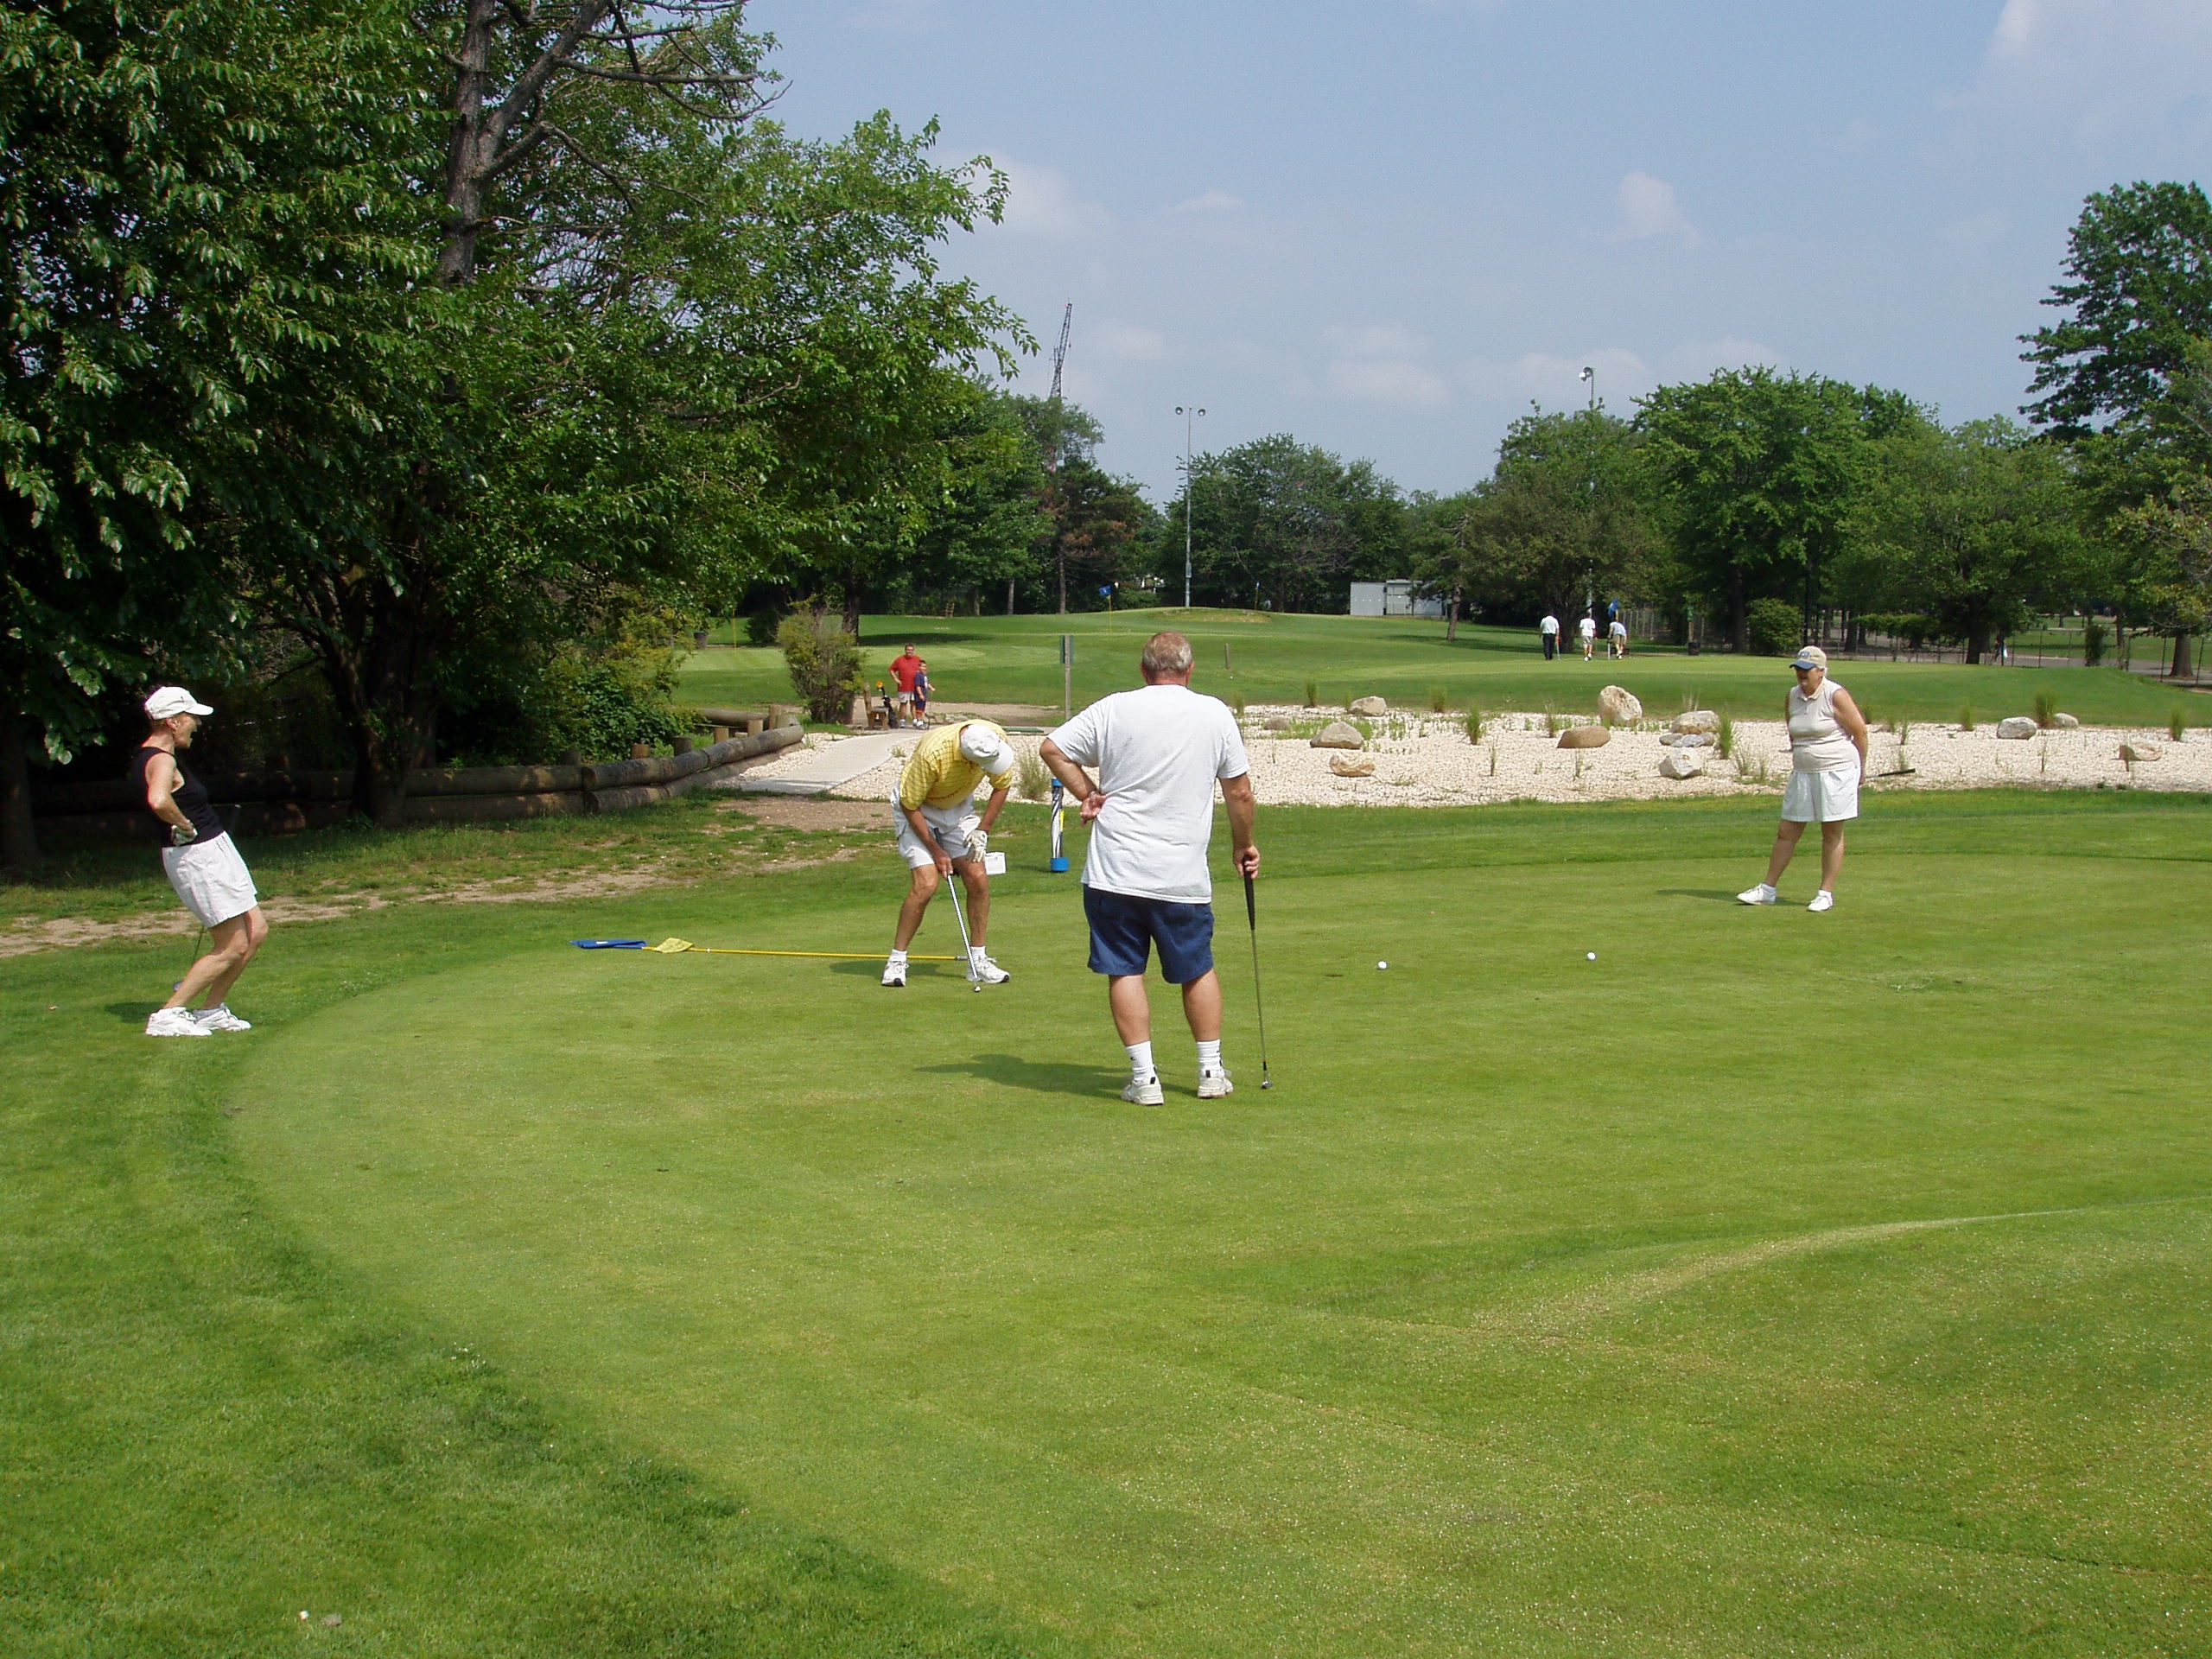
(137, 687, 269, 1037)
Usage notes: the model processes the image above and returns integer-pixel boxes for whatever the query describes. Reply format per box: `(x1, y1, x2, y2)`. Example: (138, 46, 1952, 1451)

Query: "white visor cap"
(145, 685, 214, 721)
(958, 724, 1014, 774)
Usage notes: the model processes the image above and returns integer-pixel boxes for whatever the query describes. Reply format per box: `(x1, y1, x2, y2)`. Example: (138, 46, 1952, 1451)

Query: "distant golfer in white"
(1608, 616, 1629, 658)
(1539, 613, 1560, 660)
(1739, 645, 1869, 913)
(135, 687, 267, 1035)
(1039, 631, 1258, 1104)
(1579, 613, 1598, 660)
(883, 720, 1016, 987)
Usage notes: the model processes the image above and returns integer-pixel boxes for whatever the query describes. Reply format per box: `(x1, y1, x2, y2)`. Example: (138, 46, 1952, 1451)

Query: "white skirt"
(162, 834, 259, 926)
(1781, 765, 1859, 824)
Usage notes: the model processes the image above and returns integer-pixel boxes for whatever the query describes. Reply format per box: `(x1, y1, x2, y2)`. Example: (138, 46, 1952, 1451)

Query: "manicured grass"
(13, 791, 2196, 1655)
(681, 610, 2202, 729)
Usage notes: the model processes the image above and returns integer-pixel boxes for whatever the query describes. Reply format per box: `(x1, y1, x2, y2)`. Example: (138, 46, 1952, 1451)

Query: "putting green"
(228, 841, 2212, 1656)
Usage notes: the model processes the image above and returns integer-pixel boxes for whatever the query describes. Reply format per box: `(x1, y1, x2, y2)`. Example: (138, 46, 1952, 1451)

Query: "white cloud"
(988, 160, 1111, 241)
(1325, 326, 1452, 408)
(1610, 171, 1697, 241)
(1090, 320, 1167, 362)
(1171, 188, 1245, 213)
(1957, 0, 2212, 137)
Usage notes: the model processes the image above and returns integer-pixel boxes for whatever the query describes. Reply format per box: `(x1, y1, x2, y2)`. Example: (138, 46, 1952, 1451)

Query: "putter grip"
(1244, 873, 1256, 927)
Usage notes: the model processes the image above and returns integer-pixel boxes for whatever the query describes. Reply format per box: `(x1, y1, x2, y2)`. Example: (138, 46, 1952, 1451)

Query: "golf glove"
(969, 827, 988, 857)
(170, 822, 199, 847)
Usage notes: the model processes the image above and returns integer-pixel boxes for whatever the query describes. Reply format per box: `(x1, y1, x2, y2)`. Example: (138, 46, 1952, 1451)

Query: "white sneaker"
(1808, 890, 1835, 913)
(194, 1003, 252, 1032)
(968, 953, 1010, 985)
(1121, 1074, 1165, 1106)
(146, 1007, 211, 1038)
(1197, 1067, 1235, 1099)
(881, 957, 907, 988)
(1737, 883, 1778, 906)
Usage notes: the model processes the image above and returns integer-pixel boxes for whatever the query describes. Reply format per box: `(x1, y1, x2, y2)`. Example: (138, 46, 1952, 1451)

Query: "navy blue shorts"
(1084, 887, 1216, 983)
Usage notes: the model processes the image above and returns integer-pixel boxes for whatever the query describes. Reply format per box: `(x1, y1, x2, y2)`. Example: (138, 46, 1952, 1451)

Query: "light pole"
(1580, 365, 1595, 410)
(1176, 404, 1205, 608)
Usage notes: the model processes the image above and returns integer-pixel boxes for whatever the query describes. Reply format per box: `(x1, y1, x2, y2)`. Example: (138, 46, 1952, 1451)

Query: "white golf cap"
(958, 723, 1014, 772)
(144, 685, 213, 720)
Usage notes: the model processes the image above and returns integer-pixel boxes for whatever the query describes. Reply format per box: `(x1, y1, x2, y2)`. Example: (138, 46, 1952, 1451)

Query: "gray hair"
(1140, 631, 1194, 679)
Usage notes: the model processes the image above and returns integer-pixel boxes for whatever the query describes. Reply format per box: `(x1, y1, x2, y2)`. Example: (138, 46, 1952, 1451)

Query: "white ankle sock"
(1125, 1040, 1154, 1081)
(887, 947, 908, 963)
(969, 944, 988, 962)
(1197, 1039, 1223, 1072)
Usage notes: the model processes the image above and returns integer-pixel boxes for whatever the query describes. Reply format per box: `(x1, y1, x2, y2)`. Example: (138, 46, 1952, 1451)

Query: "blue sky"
(749, 0, 2212, 499)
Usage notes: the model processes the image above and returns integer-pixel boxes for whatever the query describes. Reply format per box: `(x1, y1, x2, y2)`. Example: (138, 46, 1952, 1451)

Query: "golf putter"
(1243, 873, 1273, 1089)
(944, 871, 982, 991)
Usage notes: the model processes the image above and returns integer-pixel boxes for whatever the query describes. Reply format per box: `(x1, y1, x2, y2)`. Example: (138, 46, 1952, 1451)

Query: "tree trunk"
(1730, 569, 1747, 654)
(841, 582, 862, 639)
(1446, 588, 1461, 643)
(2173, 632, 2193, 678)
(1055, 533, 1067, 614)
(1966, 625, 1987, 666)
(1006, 576, 1015, 615)
(0, 708, 40, 875)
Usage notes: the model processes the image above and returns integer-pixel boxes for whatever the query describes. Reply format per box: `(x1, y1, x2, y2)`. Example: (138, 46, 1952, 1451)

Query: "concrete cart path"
(727, 730, 908, 796)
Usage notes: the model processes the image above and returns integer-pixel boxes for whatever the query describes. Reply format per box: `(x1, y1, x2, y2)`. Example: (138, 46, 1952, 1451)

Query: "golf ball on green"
(1587, 952, 1597, 960)
(1377, 960, 1389, 969)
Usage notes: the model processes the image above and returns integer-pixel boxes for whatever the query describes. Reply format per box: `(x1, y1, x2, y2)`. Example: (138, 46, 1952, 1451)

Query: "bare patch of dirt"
(929, 702, 1064, 728)
(2, 913, 197, 957)
(759, 845, 865, 874)
(718, 798, 887, 832)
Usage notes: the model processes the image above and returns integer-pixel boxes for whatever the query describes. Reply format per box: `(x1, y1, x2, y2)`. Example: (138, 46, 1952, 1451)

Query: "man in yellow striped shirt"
(884, 720, 1017, 987)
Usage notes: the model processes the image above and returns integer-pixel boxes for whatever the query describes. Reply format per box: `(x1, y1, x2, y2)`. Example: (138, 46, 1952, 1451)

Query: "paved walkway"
(727, 731, 908, 797)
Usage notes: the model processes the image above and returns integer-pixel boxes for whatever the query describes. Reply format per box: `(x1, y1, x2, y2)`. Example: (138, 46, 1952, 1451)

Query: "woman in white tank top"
(1737, 645, 1868, 913)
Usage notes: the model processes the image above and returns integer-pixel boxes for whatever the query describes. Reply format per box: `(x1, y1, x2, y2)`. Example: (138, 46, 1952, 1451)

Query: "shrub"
(1428, 684, 1449, 713)
(1745, 597, 1800, 657)
(1542, 708, 1561, 736)
(777, 613, 863, 723)
(2171, 709, 2188, 742)
(1017, 748, 1051, 801)
(743, 608, 781, 647)
(1960, 705, 1975, 732)
(1716, 711, 1734, 759)
(2033, 690, 2058, 728)
(1229, 690, 1247, 718)
(2082, 618, 2107, 667)
(1465, 707, 1485, 743)
(1302, 677, 1318, 709)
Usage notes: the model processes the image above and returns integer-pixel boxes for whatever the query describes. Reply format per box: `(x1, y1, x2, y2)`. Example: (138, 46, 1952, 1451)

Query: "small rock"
(2052, 712, 2080, 728)
(1328, 753, 1376, 778)
(1348, 696, 1389, 717)
(1672, 710, 1720, 734)
(1658, 731, 1714, 748)
(1308, 720, 1365, 750)
(1262, 715, 1292, 732)
(1599, 685, 1643, 725)
(1658, 748, 1706, 779)
(2120, 741, 2161, 762)
(321, 1614, 344, 1629)
(1557, 725, 1611, 750)
(1996, 716, 2038, 739)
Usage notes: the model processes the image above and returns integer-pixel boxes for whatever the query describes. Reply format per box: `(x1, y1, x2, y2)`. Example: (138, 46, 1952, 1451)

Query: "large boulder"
(2120, 741, 2162, 763)
(1658, 748, 1706, 779)
(2052, 712, 2081, 728)
(1599, 685, 1643, 726)
(1328, 753, 1376, 778)
(1557, 724, 1611, 750)
(1996, 716, 2039, 740)
(1309, 720, 1366, 750)
(1262, 715, 1292, 732)
(1673, 710, 1721, 734)
(1348, 696, 1389, 717)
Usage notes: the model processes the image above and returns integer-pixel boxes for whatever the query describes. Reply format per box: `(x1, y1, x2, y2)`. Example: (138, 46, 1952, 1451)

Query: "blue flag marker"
(572, 938, 648, 949)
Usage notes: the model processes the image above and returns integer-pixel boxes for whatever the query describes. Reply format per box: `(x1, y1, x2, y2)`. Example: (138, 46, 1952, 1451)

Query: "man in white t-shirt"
(1539, 613, 1560, 660)
(1579, 613, 1598, 659)
(1039, 632, 1259, 1105)
(1608, 616, 1628, 658)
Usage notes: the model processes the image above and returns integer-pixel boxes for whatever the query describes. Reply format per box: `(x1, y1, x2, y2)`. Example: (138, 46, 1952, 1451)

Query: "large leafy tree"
(1638, 369, 1916, 652)
(1164, 435, 1403, 613)
(0, 0, 429, 868)
(2023, 183, 2212, 675)
(1456, 408, 1654, 630)
(1850, 419, 2086, 662)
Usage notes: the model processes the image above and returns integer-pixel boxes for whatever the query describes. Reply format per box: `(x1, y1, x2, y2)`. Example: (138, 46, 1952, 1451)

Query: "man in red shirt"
(887, 644, 925, 726)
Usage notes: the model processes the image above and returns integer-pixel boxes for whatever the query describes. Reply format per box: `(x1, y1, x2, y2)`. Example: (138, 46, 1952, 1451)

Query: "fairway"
(223, 798, 2212, 1656)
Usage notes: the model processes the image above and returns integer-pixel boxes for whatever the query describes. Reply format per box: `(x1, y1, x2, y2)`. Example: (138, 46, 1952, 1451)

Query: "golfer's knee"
(912, 866, 941, 898)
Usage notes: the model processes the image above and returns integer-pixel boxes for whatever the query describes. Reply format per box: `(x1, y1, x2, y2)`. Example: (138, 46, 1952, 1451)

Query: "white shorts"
(893, 796, 983, 868)
(1782, 766, 1859, 824)
(162, 833, 259, 926)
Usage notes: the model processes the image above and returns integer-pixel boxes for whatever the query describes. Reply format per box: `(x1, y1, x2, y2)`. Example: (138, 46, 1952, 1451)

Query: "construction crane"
(1048, 302, 1071, 404)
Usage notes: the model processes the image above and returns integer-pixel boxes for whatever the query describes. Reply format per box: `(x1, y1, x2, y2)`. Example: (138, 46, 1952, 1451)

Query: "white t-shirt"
(1049, 683, 1249, 904)
(1540, 615, 1560, 636)
(1578, 616, 1597, 639)
(1608, 619, 1626, 638)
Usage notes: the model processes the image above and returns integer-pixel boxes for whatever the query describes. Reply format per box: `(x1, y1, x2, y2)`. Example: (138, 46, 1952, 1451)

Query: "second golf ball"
(1587, 952, 1597, 960)
(1376, 960, 1389, 970)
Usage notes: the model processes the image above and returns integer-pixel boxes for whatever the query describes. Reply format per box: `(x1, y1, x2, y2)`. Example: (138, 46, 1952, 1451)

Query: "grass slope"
(683, 610, 2202, 729)
(105, 790, 2212, 1657)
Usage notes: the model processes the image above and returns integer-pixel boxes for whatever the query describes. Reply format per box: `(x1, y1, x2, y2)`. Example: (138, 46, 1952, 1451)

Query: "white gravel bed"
(734, 709, 2209, 808)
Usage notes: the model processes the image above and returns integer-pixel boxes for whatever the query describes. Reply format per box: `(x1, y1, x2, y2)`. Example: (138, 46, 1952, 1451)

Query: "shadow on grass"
(104, 1000, 162, 1026)
(918, 1052, 1126, 1097)
(1655, 887, 1745, 905)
